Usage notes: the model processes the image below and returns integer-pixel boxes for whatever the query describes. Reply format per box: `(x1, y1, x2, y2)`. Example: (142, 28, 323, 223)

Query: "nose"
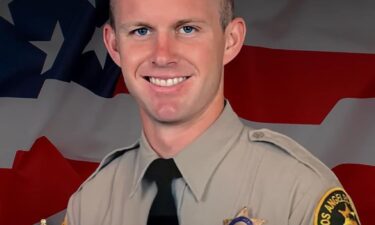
(151, 33, 177, 67)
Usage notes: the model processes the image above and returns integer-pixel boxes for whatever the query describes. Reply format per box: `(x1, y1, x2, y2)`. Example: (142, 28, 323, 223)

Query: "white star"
(88, 0, 96, 8)
(30, 22, 65, 74)
(0, 0, 15, 24)
(83, 25, 107, 68)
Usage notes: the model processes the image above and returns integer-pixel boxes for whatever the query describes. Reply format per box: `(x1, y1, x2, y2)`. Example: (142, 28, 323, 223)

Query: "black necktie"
(145, 158, 182, 225)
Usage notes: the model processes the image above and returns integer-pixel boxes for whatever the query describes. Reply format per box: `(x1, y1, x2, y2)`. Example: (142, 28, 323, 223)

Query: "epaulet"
(248, 128, 334, 179)
(77, 141, 140, 191)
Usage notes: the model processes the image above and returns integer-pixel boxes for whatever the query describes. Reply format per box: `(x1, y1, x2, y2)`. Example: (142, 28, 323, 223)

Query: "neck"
(141, 97, 225, 158)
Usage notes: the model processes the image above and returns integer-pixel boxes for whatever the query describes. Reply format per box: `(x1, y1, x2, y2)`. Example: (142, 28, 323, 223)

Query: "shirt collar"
(129, 132, 159, 198)
(130, 102, 244, 201)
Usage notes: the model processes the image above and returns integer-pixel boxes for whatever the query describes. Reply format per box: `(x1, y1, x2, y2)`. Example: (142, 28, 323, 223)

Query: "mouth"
(144, 76, 190, 87)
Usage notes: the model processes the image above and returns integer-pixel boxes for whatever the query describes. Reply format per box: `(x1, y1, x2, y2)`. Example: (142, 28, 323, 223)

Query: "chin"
(154, 114, 181, 124)
(152, 109, 187, 124)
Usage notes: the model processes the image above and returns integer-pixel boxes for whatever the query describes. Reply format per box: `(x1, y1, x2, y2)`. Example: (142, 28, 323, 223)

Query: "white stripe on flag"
(0, 80, 140, 168)
(237, 0, 375, 53)
(243, 98, 375, 167)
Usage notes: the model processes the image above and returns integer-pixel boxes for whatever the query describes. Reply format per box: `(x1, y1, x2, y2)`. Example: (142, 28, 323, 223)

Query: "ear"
(103, 24, 121, 66)
(223, 17, 246, 65)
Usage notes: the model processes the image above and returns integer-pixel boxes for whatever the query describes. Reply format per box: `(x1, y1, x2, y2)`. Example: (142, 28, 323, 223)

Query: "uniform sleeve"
(288, 184, 322, 225)
(66, 191, 82, 225)
(248, 129, 362, 225)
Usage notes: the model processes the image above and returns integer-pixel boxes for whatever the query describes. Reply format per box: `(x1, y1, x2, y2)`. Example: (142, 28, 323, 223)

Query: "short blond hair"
(220, 0, 235, 29)
(108, 0, 235, 30)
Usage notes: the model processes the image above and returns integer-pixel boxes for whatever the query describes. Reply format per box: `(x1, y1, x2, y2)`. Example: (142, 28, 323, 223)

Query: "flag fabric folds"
(0, 0, 374, 224)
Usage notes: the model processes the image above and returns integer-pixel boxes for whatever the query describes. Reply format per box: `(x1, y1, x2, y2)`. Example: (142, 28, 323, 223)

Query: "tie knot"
(145, 158, 182, 184)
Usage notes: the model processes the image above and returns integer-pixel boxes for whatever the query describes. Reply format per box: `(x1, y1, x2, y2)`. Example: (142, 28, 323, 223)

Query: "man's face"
(107, 0, 234, 126)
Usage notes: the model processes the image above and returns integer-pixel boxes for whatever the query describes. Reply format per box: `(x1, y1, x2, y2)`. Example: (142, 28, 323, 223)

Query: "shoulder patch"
(314, 187, 361, 225)
(248, 128, 335, 179)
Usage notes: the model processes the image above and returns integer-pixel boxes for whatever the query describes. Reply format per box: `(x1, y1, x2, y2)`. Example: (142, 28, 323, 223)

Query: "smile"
(146, 76, 189, 87)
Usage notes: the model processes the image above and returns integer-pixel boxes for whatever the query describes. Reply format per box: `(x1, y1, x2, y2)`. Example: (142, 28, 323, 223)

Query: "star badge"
(223, 207, 266, 225)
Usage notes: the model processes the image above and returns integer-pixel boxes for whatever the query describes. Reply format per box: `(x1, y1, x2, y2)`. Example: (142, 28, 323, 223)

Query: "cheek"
(189, 41, 224, 74)
(193, 35, 224, 60)
(119, 42, 151, 75)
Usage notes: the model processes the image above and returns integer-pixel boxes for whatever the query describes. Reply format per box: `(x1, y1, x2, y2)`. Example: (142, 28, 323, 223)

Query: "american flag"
(0, 0, 374, 224)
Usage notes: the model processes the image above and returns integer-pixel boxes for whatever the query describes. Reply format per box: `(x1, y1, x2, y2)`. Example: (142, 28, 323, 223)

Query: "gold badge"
(62, 215, 68, 225)
(223, 207, 266, 225)
(314, 187, 361, 225)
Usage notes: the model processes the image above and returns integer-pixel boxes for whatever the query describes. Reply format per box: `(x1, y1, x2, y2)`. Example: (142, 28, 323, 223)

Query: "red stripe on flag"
(66, 159, 99, 181)
(225, 46, 375, 124)
(332, 164, 375, 225)
(113, 72, 129, 96)
(0, 137, 98, 225)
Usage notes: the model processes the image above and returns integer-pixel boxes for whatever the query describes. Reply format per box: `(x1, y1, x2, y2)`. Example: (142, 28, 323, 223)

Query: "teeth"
(148, 77, 187, 87)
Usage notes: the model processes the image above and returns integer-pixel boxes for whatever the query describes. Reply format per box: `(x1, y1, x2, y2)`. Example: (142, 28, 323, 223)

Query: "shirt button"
(252, 131, 265, 139)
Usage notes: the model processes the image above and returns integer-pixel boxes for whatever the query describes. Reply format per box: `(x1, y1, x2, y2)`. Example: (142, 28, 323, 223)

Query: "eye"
(179, 26, 197, 34)
(132, 27, 150, 36)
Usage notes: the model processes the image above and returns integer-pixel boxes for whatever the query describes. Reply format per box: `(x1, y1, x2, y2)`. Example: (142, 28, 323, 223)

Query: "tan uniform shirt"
(67, 103, 344, 225)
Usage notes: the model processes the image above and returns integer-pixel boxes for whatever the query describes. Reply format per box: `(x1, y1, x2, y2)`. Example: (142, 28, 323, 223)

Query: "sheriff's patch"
(314, 187, 360, 225)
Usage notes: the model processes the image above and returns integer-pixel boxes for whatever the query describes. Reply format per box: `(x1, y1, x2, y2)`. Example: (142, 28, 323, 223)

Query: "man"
(66, 0, 361, 224)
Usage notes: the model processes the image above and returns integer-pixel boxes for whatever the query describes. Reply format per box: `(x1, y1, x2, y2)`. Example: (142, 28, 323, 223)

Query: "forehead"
(113, 0, 221, 22)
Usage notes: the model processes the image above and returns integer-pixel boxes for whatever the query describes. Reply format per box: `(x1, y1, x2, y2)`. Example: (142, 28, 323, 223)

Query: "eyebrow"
(118, 22, 152, 31)
(174, 19, 207, 27)
(118, 18, 207, 31)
